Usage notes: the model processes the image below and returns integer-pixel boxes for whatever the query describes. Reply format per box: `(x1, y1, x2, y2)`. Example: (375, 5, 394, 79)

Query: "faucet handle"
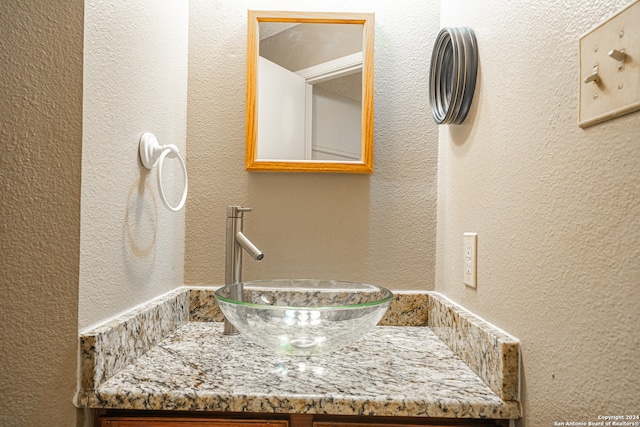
(227, 206, 252, 217)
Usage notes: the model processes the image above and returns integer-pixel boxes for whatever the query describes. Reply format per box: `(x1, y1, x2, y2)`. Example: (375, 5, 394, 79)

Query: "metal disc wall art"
(429, 27, 478, 125)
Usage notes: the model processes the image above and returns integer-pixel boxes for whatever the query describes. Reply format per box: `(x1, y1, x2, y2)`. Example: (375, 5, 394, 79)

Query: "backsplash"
(428, 293, 520, 401)
(189, 287, 428, 326)
(78, 288, 189, 392)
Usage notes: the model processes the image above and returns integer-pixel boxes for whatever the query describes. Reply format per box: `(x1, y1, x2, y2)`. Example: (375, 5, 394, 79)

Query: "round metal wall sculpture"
(429, 27, 478, 125)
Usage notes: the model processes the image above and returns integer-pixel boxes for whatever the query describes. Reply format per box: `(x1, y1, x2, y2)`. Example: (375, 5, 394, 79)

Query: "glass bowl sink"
(214, 279, 393, 356)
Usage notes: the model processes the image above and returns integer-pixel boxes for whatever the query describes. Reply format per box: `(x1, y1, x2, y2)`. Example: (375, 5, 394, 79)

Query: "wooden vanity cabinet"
(100, 418, 287, 427)
(312, 420, 508, 427)
(97, 411, 509, 427)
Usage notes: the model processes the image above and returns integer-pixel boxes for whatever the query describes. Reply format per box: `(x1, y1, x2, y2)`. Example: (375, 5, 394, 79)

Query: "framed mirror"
(246, 11, 375, 173)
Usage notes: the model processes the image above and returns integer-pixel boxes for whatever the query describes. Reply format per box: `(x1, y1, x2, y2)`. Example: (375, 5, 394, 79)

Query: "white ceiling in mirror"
(260, 23, 363, 72)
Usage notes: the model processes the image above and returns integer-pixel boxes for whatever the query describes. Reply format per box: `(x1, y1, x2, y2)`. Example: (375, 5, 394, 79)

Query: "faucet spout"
(224, 206, 264, 335)
(236, 231, 264, 261)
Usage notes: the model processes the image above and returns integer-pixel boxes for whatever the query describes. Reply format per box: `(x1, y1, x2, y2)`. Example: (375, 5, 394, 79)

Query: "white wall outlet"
(463, 232, 477, 288)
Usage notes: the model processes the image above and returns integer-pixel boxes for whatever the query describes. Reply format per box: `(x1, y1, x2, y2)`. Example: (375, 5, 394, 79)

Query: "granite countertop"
(76, 289, 521, 420)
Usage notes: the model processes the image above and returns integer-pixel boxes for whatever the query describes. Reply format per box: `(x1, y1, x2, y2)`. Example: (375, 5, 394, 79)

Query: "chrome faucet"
(224, 206, 264, 335)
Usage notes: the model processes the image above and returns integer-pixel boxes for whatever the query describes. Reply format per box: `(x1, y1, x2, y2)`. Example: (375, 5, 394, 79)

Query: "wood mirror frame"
(246, 11, 375, 174)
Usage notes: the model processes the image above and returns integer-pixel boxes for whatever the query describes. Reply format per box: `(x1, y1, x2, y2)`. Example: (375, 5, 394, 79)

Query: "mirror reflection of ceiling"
(259, 23, 363, 72)
(314, 72, 362, 102)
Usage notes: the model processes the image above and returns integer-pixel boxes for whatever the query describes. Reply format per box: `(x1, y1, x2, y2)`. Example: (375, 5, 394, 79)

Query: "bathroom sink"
(214, 279, 393, 356)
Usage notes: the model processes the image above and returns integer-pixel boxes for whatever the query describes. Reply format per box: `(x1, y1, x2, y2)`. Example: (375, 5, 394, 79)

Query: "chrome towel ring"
(139, 132, 188, 212)
(429, 27, 478, 125)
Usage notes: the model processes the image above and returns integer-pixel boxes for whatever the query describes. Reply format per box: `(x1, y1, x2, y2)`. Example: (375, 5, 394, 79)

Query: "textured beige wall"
(0, 2, 83, 425)
(436, 0, 640, 424)
(80, 0, 189, 330)
(186, 0, 440, 290)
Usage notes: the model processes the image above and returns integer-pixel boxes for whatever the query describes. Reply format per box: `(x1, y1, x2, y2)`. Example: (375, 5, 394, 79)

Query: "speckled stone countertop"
(76, 288, 521, 420)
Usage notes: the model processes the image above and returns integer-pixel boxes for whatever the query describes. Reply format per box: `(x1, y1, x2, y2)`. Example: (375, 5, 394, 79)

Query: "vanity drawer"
(99, 416, 288, 427)
(97, 412, 507, 427)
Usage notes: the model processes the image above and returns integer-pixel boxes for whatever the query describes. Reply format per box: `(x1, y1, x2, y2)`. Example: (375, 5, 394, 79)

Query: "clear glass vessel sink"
(214, 279, 393, 356)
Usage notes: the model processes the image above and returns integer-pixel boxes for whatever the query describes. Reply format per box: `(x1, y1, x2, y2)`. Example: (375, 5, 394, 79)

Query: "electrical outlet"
(463, 233, 477, 288)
